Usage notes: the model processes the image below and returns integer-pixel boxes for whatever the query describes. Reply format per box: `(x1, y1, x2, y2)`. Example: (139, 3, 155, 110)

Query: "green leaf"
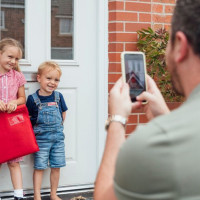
(137, 27, 183, 102)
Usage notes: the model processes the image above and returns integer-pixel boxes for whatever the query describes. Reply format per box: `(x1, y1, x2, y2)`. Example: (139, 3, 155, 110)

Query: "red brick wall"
(1, 7, 25, 47)
(108, 0, 176, 135)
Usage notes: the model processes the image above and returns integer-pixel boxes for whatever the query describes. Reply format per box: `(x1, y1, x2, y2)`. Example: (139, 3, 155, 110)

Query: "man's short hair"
(171, 0, 200, 55)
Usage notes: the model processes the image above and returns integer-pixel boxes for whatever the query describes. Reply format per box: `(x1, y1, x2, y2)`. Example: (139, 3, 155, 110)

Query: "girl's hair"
(0, 37, 23, 72)
(37, 61, 62, 76)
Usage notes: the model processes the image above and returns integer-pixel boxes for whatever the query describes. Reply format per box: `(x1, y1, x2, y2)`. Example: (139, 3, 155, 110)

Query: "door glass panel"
(51, 0, 74, 60)
(0, 0, 25, 58)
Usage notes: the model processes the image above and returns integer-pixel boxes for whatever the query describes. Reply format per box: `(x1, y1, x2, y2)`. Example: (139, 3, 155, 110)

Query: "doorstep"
(0, 189, 94, 200)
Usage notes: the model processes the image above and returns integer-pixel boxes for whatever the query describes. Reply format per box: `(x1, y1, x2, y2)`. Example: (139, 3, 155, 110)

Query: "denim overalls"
(32, 91, 66, 169)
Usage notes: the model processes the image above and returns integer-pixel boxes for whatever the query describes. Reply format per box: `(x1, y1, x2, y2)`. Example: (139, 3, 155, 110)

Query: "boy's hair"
(37, 61, 62, 76)
(171, 0, 200, 56)
(0, 37, 23, 72)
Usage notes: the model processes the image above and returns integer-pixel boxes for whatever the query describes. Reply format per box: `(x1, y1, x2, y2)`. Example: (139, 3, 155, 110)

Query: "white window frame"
(59, 17, 73, 35)
(50, 0, 78, 66)
(20, 0, 77, 69)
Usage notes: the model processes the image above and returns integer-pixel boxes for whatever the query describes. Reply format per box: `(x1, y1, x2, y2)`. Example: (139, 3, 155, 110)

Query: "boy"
(26, 61, 68, 200)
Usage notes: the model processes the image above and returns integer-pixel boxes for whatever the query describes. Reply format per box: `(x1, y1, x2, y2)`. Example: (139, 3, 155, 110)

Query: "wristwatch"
(105, 115, 127, 130)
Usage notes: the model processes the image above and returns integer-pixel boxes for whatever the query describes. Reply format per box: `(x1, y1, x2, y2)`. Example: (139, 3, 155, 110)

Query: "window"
(59, 17, 73, 35)
(0, 0, 25, 58)
(51, 0, 74, 60)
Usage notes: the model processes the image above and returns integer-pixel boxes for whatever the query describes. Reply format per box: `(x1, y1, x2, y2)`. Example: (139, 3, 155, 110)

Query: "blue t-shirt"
(26, 90, 68, 126)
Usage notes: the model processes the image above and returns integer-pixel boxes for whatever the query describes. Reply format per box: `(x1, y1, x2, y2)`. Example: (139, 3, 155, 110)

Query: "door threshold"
(0, 186, 94, 199)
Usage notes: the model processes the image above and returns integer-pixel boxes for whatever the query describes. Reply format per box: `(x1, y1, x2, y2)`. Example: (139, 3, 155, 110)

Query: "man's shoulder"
(114, 101, 200, 199)
(152, 97, 200, 134)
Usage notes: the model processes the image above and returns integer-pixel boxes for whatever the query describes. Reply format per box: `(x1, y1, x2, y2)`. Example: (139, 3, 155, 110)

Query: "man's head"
(166, 0, 200, 96)
(171, 0, 200, 55)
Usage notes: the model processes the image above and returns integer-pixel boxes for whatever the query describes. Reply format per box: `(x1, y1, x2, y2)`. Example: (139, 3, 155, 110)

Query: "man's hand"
(137, 75, 170, 120)
(109, 77, 141, 118)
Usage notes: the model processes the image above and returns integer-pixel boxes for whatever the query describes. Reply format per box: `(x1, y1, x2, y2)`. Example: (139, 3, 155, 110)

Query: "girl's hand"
(6, 100, 17, 113)
(0, 100, 7, 112)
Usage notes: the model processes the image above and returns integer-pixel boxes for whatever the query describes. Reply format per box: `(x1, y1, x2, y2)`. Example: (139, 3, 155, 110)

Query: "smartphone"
(121, 51, 147, 102)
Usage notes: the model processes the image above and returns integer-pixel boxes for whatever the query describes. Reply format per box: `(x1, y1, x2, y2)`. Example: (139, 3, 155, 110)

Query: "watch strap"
(105, 115, 127, 130)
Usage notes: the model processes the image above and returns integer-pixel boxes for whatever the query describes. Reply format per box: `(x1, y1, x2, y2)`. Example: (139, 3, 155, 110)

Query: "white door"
(0, 0, 107, 193)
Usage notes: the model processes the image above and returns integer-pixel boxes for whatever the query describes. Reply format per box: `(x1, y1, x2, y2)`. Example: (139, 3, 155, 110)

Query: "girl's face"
(37, 68, 61, 96)
(0, 46, 21, 74)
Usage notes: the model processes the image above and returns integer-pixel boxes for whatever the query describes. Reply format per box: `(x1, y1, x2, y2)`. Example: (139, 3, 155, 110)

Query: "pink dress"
(0, 69, 26, 163)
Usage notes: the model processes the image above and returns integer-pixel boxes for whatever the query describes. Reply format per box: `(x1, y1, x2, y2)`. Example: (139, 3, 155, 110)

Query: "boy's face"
(37, 68, 61, 96)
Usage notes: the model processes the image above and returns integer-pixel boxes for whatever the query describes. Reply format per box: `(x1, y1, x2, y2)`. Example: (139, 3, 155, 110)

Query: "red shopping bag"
(0, 104, 39, 163)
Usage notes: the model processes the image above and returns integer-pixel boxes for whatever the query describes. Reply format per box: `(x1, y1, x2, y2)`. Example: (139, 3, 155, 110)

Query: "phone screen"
(124, 53, 146, 102)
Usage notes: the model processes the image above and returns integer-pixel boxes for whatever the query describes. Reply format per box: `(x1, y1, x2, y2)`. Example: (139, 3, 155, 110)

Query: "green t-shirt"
(114, 85, 200, 200)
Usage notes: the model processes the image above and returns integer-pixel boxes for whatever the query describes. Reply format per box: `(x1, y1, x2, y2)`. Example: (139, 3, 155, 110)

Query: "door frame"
(23, 0, 109, 167)
(96, 0, 108, 167)
(0, 0, 108, 196)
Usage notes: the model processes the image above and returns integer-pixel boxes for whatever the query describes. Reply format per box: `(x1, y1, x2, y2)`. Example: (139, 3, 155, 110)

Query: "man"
(94, 0, 200, 199)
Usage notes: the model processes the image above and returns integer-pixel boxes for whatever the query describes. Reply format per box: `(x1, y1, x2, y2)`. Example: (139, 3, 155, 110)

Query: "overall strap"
(54, 91, 60, 103)
(54, 91, 62, 119)
(32, 92, 41, 106)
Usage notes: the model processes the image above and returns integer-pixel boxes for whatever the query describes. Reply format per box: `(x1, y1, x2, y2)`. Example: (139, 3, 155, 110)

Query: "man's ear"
(174, 31, 189, 63)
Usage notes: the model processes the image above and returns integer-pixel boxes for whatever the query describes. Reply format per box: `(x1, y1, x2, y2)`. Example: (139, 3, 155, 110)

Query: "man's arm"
(94, 76, 169, 200)
(94, 78, 138, 200)
(94, 122, 126, 200)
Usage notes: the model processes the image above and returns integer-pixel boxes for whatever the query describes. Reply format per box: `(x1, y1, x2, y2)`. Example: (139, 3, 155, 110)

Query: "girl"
(0, 38, 26, 200)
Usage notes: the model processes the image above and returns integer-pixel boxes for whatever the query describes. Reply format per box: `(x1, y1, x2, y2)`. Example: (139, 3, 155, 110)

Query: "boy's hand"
(0, 100, 7, 112)
(6, 100, 17, 113)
